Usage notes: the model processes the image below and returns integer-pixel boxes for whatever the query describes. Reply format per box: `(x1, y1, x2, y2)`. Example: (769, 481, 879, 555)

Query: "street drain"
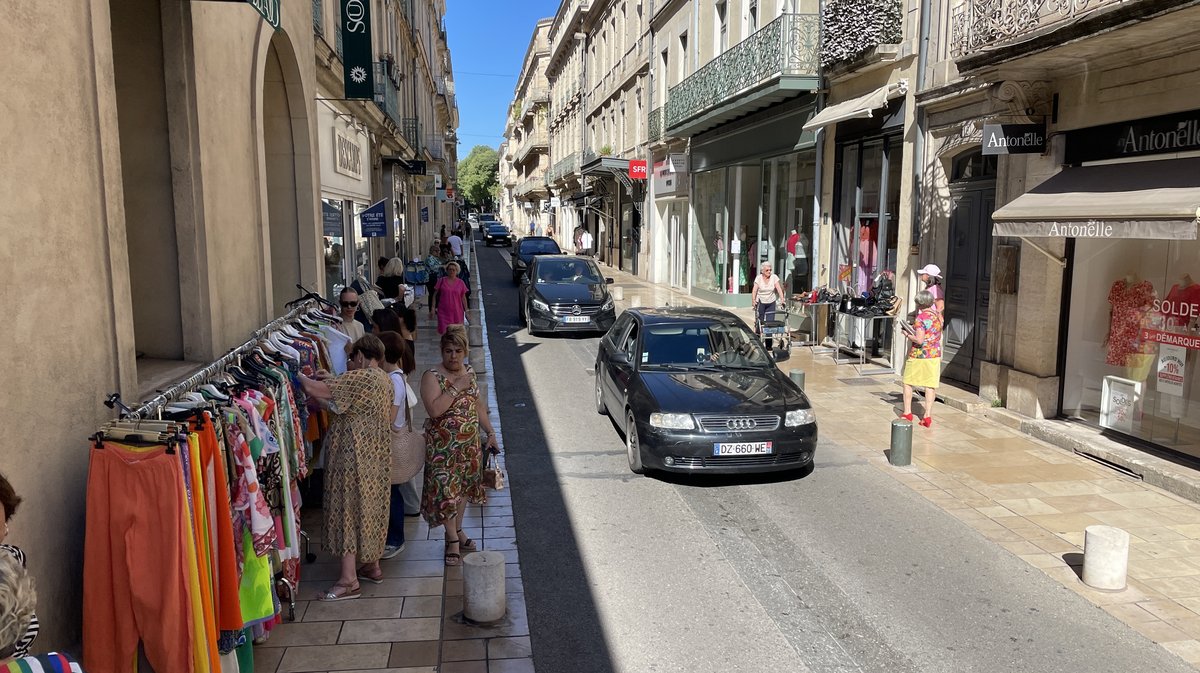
(1073, 449, 1142, 480)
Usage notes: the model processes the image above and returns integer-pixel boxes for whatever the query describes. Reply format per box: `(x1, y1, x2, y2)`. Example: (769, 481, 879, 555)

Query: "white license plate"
(562, 315, 590, 324)
(713, 441, 773, 456)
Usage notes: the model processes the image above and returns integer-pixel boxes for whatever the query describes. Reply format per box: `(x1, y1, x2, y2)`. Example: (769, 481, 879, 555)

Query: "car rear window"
(520, 239, 561, 254)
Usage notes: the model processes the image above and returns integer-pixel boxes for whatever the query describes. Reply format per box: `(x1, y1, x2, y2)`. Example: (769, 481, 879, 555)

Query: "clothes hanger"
(200, 383, 230, 402)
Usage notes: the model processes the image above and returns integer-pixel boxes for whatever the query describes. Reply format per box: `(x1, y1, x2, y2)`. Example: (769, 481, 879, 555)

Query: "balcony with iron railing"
(373, 62, 401, 128)
(647, 106, 664, 143)
(820, 0, 903, 69)
(949, 0, 1142, 66)
(426, 134, 445, 161)
(516, 170, 549, 197)
(664, 13, 819, 137)
(548, 151, 581, 183)
(312, 0, 323, 35)
(516, 129, 549, 163)
(401, 118, 421, 152)
(520, 86, 550, 120)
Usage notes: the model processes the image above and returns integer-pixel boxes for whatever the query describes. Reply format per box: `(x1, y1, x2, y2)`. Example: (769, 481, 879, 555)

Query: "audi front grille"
(694, 414, 782, 433)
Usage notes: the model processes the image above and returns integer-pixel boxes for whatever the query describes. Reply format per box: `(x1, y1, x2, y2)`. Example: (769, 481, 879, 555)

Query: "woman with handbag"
(420, 325, 500, 567)
(901, 290, 944, 427)
(376, 333, 420, 563)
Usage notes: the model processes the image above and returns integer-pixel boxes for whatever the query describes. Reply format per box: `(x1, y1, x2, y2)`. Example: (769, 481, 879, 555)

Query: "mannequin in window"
(858, 221, 878, 295)
(714, 233, 725, 291)
(787, 227, 810, 294)
(1104, 271, 1156, 380)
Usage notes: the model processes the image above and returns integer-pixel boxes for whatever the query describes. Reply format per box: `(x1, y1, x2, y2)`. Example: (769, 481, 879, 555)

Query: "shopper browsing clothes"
(298, 335, 394, 601)
(0, 473, 36, 660)
(420, 326, 500, 567)
(901, 290, 944, 428)
(0, 555, 81, 672)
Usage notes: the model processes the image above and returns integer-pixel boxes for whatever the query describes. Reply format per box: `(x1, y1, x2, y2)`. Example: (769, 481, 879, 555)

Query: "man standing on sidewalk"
(578, 228, 594, 258)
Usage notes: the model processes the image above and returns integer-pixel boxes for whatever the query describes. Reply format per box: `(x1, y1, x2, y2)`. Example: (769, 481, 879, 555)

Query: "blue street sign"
(420, 206, 429, 223)
(360, 199, 387, 237)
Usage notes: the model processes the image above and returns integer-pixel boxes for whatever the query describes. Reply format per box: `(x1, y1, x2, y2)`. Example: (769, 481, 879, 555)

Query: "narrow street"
(473, 242, 1193, 673)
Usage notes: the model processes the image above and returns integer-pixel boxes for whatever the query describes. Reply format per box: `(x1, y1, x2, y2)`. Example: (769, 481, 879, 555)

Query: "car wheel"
(518, 301, 526, 327)
(595, 370, 607, 416)
(625, 410, 645, 474)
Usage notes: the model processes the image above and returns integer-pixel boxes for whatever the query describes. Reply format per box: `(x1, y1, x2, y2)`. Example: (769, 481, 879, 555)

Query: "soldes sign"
(341, 0, 373, 100)
(628, 160, 648, 180)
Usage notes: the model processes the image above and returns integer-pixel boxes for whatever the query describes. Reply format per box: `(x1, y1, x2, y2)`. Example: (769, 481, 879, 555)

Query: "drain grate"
(1073, 449, 1143, 480)
(837, 378, 882, 386)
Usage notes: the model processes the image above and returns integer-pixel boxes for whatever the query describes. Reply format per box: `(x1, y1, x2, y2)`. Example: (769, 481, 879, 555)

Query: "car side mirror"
(772, 348, 791, 363)
(519, 274, 530, 285)
(605, 277, 614, 284)
(610, 351, 631, 365)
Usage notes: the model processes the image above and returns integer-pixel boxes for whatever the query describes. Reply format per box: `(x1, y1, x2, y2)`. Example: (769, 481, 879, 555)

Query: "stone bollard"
(467, 309, 481, 325)
(629, 295, 641, 308)
(1083, 525, 1130, 591)
(789, 370, 805, 391)
(468, 324, 484, 347)
(889, 420, 912, 466)
(463, 551, 507, 623)
(611, 286, 624, 302)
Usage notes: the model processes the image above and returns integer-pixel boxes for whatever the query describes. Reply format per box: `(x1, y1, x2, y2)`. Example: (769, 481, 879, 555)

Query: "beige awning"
(802, 81, 906, 132)
(992, 157, 1200, 240)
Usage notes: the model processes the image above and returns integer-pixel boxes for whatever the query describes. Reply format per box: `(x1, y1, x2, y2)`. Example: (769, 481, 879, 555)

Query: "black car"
(518, 255, 617, 335)
(595, 307, 816, 475)
(512, 236, 562, 283)
(483, 223, 511, 247)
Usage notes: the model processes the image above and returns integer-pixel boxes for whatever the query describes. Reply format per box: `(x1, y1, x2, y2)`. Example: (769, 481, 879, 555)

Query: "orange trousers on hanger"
(83, 442, 195, 673)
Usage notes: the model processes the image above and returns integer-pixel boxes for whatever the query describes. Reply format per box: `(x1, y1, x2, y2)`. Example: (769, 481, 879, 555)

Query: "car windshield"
(535, 259, 603, 284)
(520, 239, 561, 255)
(487, 225, 507, 232)
(641, 322, 771, 369)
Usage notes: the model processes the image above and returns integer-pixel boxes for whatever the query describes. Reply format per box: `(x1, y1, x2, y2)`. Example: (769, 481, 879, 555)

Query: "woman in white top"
(378, 332, 416, 561)
(752, 261, 787, 349)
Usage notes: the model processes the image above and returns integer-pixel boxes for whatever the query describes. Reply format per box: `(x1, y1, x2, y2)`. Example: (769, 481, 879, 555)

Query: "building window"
(678, 32, 688, 82)
(748, 0, 759, 32)
(716, 1, 728, 54)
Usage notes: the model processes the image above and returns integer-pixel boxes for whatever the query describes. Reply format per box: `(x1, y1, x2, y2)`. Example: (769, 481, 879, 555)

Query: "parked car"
(518, 256, 617, 335)
(594, 307, 816, 475)
(483, 223, 512, 247)
(512, 236, 562, 283)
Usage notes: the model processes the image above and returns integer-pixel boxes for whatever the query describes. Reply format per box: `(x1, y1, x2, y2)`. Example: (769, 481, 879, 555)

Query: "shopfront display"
(322, 198, 346, 299)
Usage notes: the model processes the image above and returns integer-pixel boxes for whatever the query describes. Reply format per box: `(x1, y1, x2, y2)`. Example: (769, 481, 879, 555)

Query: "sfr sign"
(628, 160, 648, 180)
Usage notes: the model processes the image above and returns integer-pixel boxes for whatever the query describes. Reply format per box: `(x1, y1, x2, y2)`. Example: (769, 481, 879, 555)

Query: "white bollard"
(612, 286, 624, 301)
(1082, 525, 1130, 591)
(463, 551, 507, 623)
(629, 295, 641, 308)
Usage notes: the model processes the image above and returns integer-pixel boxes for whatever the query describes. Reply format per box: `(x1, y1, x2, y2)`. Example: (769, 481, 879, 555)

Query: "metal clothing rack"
(114, 300, 322, 420)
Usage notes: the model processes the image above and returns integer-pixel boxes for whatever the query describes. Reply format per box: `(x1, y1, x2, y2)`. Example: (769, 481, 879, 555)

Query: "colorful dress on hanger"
(421, 368, 486, 526)
(323, 367, 393, 561)
(1106, 279, 1156, 366)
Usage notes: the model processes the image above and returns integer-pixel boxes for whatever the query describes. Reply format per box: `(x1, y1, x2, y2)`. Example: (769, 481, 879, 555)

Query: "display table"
(787, 302, 833, 350)
(831, 311, 895, 376)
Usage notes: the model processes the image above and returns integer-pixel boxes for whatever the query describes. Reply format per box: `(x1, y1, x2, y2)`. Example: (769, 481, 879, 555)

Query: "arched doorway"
(943, 149, 997, 387)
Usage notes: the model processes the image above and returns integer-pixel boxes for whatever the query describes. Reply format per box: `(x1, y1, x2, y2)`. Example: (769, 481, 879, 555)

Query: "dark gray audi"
(595, 307, 817, 475)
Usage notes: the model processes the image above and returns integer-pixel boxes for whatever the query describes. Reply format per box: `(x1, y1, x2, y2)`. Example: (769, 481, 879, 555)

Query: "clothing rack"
(114, 300, 323, 421)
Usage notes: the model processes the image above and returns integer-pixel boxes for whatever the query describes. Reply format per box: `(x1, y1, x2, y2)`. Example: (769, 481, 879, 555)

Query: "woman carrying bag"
(378, 333, 424, 562)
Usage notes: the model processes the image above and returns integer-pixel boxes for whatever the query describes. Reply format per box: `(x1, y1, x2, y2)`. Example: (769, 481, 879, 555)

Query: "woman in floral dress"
(298, 335, 393, 600)
(901, 290, 944, 428)
(419, 325, 500, 566)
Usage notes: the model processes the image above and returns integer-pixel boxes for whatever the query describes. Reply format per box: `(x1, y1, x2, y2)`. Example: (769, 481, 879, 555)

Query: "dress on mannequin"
(1105, 275, 1156, 370)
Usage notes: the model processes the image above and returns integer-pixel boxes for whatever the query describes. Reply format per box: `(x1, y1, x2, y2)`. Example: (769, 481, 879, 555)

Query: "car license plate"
(562, 316, 590, 324)
(713, 441, 773, 456)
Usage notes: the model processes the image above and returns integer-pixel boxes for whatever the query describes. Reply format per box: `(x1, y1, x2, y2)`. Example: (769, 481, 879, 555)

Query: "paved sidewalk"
(253, 243, 534, 673)
(600, 263, 1200, 669)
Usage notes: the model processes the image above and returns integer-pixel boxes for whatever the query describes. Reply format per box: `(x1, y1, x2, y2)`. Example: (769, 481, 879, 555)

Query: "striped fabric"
(0, 652, 83, 672)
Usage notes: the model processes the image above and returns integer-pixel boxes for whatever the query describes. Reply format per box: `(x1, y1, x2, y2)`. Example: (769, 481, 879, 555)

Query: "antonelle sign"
(982, 123, 1046, 155)
(1066, 109, 1200, 163)
(340, 0, 373, 100)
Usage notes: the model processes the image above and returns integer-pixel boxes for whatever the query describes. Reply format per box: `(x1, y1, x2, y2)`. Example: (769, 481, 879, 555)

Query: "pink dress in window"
(1105, 279, 1155, 366)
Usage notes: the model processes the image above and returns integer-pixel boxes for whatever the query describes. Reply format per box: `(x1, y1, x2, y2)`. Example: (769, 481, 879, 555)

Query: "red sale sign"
(628, 160, 648, 180)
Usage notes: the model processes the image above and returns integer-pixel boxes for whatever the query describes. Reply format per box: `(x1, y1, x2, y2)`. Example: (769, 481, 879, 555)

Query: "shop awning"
(801, 80, 908, 132)
(992, 158, 1200, 240)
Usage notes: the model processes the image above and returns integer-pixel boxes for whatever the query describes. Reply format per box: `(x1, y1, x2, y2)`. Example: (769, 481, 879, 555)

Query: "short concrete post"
(1083, 525, 1130, 591)
(468, 324, 483, 347)
(629, 295, 641, 308)
(611, 286, 624, 301)
(463, 551, 507, 623)
(889, 420, 912, 466)
(789, 370, 805, 391)
(467, 308, 481, 325)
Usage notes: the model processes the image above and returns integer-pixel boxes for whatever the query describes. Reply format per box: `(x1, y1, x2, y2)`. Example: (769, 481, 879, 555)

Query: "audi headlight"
(531, 298, 550, 313)
(602, 296, 615, 311)
(785, 409, 816, 427)
(650, 413, 694, 430)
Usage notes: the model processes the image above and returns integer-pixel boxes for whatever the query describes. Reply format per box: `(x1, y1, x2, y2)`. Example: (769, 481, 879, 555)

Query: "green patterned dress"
(421, 367, 487, 526)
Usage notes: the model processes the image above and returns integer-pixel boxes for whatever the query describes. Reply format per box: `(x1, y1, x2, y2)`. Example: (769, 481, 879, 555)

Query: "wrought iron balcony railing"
(373, 62, 401, 128)
(426, 134, 445, 161)
(549, 152, 580, 182)
(401, 118, 421, 152)
(517, 172, 549, 196)
(820, 0, 902, 67)
(949, 0, 1125, 58)
(664, 13, 819, 131)
(517, 129, 548, 162)
(648, 106, 663, 143)
(312, 0, 323, 35)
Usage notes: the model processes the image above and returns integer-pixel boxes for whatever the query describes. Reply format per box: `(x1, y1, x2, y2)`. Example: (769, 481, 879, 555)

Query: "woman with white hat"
(917, 264, 944, 314)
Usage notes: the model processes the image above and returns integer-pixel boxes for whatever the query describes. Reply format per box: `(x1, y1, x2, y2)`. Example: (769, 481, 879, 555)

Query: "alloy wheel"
(595, 370, 607, 415)
(625, 410, 644, 474)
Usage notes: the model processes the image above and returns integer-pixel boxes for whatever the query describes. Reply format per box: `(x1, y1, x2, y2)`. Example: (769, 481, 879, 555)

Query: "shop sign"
(1100, 376, 1141, 433)
(982, 123, 1045, 155)
(322, 201, 342, 236)
(434, 174, 444, 189)
(245, 0, 281, 29)
(1066, 109, 1200, 163)
(340, 0, 374, 100)
(414, 175, 435, 196)
(550, 196, 561, 208)
(652, 158, 689, 198)
(421, 206, 429, 222)
(1140, 328, 1200, 351)
(404, 160, 427, 175)
(360, 199, 387, 237)
(1157, 344, 1187, 397)
(437, 189, 447, 202)
(628, 160, 648, 180)
(333, 128, 363, 179)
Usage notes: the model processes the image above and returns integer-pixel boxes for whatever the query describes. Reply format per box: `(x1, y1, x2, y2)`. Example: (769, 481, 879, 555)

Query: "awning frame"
(801, 79, 908, 132)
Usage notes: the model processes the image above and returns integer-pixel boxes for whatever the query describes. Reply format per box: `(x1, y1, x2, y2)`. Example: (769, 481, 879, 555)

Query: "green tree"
(458, 145, 499, 211)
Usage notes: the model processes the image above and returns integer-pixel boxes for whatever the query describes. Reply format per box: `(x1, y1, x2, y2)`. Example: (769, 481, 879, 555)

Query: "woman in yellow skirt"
(902, 290, 944, 427)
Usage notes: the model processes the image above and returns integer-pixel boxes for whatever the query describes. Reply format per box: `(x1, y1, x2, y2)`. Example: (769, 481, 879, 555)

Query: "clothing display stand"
(831, 311, 894, 376)
(788, 302, 834, 351)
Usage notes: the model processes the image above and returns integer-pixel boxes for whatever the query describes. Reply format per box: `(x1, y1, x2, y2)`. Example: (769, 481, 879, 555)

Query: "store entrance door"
(668, 200, 688, 288)
(944, 184, 995, 387)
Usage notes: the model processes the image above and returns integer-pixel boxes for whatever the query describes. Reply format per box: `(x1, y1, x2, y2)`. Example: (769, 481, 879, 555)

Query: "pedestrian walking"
(751, 261, 787, 350)
(578, 229, 594, 257)
(901, 290, 944, 428)
(297, 335, 394, 600)
(917, 264, 945, 314)
(419, 325, 500, 567)
(424, 244, 446, 320)
(433, 261, 469, 335)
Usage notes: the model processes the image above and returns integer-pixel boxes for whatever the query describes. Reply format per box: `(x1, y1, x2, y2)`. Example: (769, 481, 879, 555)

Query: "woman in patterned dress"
(298, 335, 394, 600)
(419, 325, 500, 566)
(901, 291, 944, 428)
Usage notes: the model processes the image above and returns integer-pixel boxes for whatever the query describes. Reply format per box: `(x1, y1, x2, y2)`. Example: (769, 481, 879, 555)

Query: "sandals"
(445, 539, 462, 567)
(900, 413, 914, 421)
(920, 417, 934, 428)
(457, 529, 478, 552)
(356, 565, 384, 585)
(317, 582, 361, 602)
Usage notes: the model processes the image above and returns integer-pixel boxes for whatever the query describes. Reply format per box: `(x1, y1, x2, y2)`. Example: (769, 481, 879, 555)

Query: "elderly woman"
(751, 260, 787, 349)
(434, 261, 469, 335)
(0, 555, 79, 671)
(298, 335, 394, 600)
(901, 290, 944, 428)
(420, 325, 499, 566)
(376, 257, 409, 302)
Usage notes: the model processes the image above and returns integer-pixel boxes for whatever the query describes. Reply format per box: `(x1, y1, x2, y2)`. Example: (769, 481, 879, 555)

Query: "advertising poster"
(1157, 344, 1187, 397)
(1100, 376, 1141, 433)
